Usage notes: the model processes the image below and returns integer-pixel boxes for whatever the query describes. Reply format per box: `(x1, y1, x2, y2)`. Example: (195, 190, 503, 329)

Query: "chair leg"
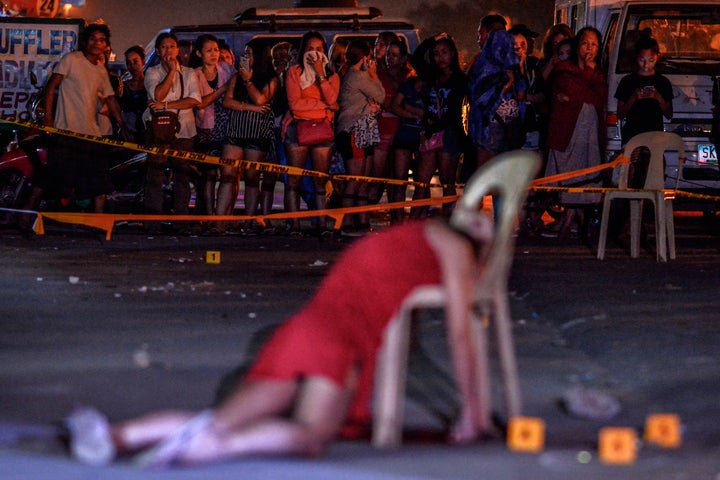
(372, 311, 412, 448)
(665, 200, 676, 260)
(493, 294, 522, 419)
(471, 312, 492, 432)
(653, 195, 667, 262)
(597, 198, 612, 260)
(629, 199, 642, 258)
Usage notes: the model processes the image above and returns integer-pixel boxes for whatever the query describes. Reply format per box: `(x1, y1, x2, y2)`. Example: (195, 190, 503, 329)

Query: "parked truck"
(554, 0, 720, 211)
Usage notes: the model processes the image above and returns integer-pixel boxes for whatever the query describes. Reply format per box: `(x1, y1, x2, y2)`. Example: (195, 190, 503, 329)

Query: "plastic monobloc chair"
(597, 131, 685, 262)
(372, 150, 541, 448)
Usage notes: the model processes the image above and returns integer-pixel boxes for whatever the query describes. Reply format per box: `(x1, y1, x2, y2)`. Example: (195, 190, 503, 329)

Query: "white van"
(555, 0, 720, 210)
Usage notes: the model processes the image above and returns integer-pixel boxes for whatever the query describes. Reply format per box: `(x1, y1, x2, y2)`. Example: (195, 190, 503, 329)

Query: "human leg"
(310, 146, 332, 230)
(179, 376, 352, 464)
(144, 152, 168, 232)
(437, 151, 459, 216)
(212, 144, 243, 233)
(170, 138, 194, 216)
(409, 151, 437, 219)
(341, 154, 367, 230)
(284, 144, 309, 232)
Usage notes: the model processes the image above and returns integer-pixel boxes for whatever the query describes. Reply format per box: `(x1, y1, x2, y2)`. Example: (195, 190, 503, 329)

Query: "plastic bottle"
(7, 130, 19, 152)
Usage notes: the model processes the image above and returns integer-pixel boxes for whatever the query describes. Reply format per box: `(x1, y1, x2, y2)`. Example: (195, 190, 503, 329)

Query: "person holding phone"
(614, 35, 673, 144)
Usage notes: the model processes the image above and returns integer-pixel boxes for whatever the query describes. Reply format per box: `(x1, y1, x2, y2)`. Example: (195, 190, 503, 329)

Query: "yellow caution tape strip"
(1, 196, 458, 241)
(1, 117, 436, 188)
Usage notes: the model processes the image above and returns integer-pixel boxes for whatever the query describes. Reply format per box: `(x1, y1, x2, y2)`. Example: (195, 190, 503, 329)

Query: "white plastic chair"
(597, 131, 685, 262)
(372, 150, 541, 448)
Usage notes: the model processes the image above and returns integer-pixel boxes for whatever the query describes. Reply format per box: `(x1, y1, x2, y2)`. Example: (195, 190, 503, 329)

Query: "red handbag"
(419, 130, 444, 153)
(296, 117, 334, 146)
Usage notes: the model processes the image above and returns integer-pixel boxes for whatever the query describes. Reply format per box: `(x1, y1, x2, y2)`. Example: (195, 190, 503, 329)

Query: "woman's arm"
(196, 69, 228, 110)
(424, 219, 492, 444)
(153, 68, 178, 103)
(245, 76, 278, 106)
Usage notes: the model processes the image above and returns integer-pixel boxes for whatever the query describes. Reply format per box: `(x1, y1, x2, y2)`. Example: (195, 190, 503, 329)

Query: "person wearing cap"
(65, 211, 494, 467)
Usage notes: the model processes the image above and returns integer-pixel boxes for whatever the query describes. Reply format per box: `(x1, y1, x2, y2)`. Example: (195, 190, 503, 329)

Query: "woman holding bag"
(335, 39, 385, 235)
(282, 31, 340, 235)
(144, 32, 202, 233)
(410, 34, 468, 220)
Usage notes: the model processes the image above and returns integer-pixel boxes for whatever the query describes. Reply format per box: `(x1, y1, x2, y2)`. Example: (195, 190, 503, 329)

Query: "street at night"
(1, 214, 719, 479)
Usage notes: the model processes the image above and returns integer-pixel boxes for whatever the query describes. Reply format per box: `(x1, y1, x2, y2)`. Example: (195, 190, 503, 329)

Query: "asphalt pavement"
(1, 213, 720, 479)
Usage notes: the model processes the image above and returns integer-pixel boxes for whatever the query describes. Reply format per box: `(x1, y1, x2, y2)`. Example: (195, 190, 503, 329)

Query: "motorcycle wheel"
(0, 170, 27, 224)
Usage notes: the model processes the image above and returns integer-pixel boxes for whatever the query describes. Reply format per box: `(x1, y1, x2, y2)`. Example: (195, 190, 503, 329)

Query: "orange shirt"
(285, 64, 340, 120)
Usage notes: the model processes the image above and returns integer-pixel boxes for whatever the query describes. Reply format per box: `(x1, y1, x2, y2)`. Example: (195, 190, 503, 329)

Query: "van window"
(616, 5, 720, 75)
(603, 13, 620, 73)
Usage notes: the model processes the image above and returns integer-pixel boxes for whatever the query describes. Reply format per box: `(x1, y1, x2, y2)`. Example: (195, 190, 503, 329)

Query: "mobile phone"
(239, 55, 250, 70)
(642, 86, 655, 95)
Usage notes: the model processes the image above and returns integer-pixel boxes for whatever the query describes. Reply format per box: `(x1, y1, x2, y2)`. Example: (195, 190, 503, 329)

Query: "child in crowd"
(614, 35, 673, 144)
(556, 38, 572, 62)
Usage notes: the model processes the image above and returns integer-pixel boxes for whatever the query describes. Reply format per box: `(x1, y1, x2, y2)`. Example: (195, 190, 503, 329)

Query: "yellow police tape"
(0, 118, 430, 188)
(14, 196, 457, 240)
(4, 117, 720, 241)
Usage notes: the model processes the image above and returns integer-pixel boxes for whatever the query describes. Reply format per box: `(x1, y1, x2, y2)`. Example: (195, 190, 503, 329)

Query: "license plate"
(697, 143, 718, 165)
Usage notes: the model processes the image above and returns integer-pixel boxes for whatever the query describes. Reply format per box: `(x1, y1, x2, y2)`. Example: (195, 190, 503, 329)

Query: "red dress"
(246, 221, 442, 428)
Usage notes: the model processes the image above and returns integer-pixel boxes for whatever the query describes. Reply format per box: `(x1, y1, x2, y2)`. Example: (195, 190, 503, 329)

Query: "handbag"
(296, 117, 334, 146)
(494, 97, 526, 150)
(352, 113, 380, 149)
(419, 88, 444, 153)
(419, 129, 444, 153)
(149, 71, 184, 144)
(150, 110, 180, 143)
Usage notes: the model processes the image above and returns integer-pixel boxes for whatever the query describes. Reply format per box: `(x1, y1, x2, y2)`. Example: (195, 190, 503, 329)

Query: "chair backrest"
(451, 150, 541, 289)
(621, 131, 686, 190)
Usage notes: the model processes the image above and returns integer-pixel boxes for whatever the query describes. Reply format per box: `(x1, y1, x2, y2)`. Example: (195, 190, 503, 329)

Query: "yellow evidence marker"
(644, 414, 682, 448)
(598, 427, 638, 465)
(507, 417, 545, 453)
(206, 251, 221, 264)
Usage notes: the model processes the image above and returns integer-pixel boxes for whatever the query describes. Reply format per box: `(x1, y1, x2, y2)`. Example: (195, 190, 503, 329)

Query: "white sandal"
(66, 406, 116, 466)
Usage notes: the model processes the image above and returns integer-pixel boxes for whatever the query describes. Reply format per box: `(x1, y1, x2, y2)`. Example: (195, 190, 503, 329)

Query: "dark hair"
(154, 32, 179, 51)
(430, 34, 462, 75)
(635, 35, 660, 55)
(573, 26, 603, 68)
(124, 45, 145, 62)
(271, 41, 292, 57)
(387, 38, 409, 58)
(345, 39, 372, 66)
(80, 23, 111, 52)
(328, 38, 350, 73)
(480, 14, 507, 29)
(375, 31, 399, 47)
(541, 23, 574, 60)
(298, 31, 328, 73)
(189, 34, 219, 69)
(555, 37, 573, 55)
(234, 39, 277, 99)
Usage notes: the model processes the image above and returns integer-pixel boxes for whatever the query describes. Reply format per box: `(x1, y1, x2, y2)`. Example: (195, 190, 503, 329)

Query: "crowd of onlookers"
(32, 13, 673, 239)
